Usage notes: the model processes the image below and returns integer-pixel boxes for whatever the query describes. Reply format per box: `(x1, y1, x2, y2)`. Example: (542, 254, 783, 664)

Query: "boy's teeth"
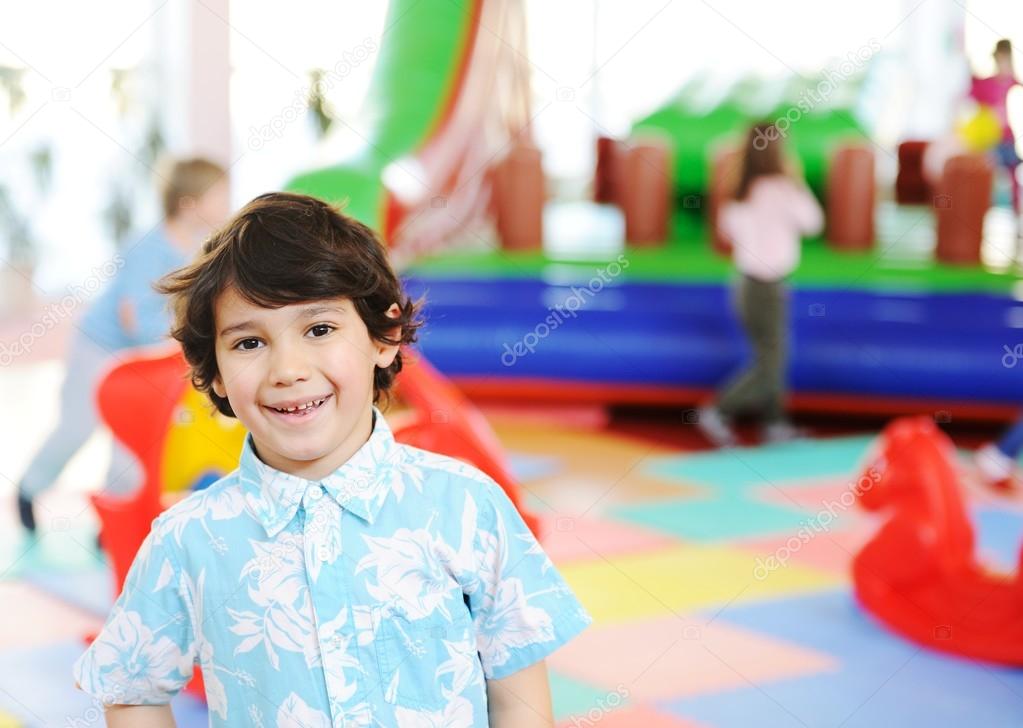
(275, 397, 324, 413)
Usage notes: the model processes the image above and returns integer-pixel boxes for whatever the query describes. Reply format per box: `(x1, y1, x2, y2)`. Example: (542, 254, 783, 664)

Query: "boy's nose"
(269, 345, 309, 386)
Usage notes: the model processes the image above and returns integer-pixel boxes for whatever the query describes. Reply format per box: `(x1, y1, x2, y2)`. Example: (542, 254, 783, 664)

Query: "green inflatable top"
(285, 0, 476, 228)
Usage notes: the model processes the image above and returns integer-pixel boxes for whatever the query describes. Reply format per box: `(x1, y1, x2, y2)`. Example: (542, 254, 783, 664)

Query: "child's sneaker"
(975, 443, 1016, 490)
(696, 406, 738, 447)
(763, 420, 806, 444)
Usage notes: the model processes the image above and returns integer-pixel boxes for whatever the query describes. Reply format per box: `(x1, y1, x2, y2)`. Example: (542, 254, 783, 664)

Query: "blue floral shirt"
(74, 410, 590, 726)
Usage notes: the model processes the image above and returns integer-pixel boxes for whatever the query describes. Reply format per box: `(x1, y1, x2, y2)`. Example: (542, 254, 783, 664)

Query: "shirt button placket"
(304, 483, 358, 727)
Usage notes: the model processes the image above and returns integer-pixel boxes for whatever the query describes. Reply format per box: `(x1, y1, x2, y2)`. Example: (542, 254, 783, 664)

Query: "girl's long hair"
(734, 122, 786, 200)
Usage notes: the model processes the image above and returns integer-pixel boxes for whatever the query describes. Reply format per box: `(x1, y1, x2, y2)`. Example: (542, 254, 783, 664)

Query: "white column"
(156, 0, 231, 164)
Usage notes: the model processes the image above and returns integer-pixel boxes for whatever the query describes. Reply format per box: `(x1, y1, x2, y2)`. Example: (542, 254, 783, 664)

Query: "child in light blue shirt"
(17, 158, 229, 531)
(74, 192, 590, 727)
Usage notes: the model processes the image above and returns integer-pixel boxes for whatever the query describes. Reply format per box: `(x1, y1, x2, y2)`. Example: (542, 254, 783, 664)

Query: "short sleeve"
(465, 480, 591, 680)
(73, 523, 197, 705)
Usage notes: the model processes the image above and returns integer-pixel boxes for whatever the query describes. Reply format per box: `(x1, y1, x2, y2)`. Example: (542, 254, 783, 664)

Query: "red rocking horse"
(853, 416, 1023, 665)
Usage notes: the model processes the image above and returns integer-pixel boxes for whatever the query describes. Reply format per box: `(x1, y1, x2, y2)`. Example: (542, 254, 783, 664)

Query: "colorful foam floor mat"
(2, 410, 1023, 727)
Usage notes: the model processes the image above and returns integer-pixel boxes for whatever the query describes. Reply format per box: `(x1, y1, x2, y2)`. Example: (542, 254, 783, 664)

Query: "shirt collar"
(238, 407, 402, 537)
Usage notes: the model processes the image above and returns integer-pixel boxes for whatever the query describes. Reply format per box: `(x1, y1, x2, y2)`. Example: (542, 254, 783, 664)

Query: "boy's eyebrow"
(218, 304, 347, 337)
(219, 320, 258, 337)
(300, 304, 347, 318)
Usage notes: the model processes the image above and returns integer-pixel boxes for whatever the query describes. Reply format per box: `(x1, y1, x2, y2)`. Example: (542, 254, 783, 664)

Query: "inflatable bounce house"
(391, 25, 1023, 422)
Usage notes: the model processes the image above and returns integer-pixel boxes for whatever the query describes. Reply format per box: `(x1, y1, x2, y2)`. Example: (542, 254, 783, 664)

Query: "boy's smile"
(211, 288, 399, 480)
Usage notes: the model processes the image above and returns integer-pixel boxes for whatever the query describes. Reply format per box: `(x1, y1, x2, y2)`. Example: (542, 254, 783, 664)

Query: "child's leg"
(17, 335, 111, 501)
(103, 439, 142, 497)
(717, 277, 784, 420)
(759, 281, 788, 424)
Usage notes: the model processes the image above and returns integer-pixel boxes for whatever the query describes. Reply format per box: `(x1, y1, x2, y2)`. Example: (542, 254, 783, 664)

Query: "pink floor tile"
(558, 705, 706, 728)
(734, 524, 877, 575)
(0, 581, 102, 649)
(751, 478, 870, 524)
(548, 613, 836, 702)
(539, 515, 680, 563)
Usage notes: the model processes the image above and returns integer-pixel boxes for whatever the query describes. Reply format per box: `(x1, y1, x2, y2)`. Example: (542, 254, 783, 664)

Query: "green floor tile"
(609, 496, 816, 542)
(643, 435, 877, 493)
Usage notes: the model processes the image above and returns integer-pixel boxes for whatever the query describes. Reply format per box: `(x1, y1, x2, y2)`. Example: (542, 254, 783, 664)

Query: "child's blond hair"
(156, 157, 227, 218)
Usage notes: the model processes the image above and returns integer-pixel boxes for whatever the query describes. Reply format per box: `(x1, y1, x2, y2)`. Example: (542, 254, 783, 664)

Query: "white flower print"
(229, 534, 319, 669)
(180, 569, 228, 720)
(476, 577, 554, 672)
(393, 696, 474, 728)
(158, 485, 247, 548)
(317, 609, 362, 703)
(81, 610, 190, 703)
(276, 692, 331, 728)
(436, 638, 483, 700)
(356, 526, 456, 620)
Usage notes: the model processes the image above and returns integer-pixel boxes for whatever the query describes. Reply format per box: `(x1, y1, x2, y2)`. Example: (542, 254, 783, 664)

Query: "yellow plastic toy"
(161, 386, 247, 493)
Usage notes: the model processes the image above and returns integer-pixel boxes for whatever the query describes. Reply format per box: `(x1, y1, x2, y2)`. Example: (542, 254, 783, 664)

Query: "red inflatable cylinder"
(826, 144, 875, 251)
(896, 140, 931, 204)
(935, 153, 993, 265)
(594, 135, 624, 205)
(622, 137, 672, 246)
(708, 146, 742, 256)
(495, 143, 544, 251)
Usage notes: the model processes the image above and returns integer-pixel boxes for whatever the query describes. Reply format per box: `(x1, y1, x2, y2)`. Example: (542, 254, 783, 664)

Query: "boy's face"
(211, 288, 399, 480)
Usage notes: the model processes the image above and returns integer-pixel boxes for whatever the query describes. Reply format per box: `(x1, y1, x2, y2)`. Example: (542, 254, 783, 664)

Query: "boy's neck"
(164, 217, 198, 254)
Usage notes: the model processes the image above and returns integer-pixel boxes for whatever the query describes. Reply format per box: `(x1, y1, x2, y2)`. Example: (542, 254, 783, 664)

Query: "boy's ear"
(212, 374, 227, 400)
(374, 302, 402, 369)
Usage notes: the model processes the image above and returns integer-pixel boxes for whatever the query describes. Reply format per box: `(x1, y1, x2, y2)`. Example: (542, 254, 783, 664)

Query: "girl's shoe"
(696, 406, 738, 448)
(763, 420, 806, 444)
(16, 491, 36, 533)
(975, 443, 1016, 490)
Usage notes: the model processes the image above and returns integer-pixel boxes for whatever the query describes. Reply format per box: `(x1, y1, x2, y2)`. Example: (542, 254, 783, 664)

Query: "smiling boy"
(73, 192, 590, 727)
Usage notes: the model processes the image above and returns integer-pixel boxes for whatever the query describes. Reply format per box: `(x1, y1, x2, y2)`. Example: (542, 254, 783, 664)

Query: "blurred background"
(3, 1, 1023, 726)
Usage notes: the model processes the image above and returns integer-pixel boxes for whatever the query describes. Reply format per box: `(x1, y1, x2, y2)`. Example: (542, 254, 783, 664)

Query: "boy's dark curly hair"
(157, 192, 422, 417)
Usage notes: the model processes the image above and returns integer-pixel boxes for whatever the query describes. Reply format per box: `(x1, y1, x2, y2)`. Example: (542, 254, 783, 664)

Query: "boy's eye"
(308, 324, 334, 338)
(234, 338, 263, 351)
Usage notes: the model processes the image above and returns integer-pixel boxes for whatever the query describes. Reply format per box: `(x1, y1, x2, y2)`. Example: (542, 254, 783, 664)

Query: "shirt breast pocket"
(374, 603, 482, 711)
